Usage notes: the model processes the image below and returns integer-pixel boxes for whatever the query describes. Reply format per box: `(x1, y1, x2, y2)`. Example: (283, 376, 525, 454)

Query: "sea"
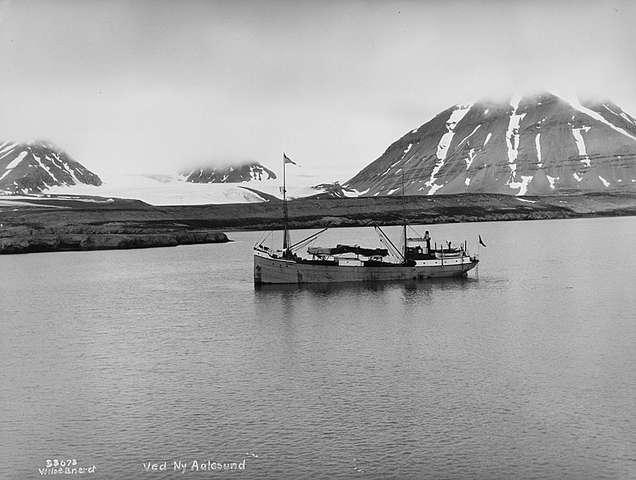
(1, 217, 635, 479)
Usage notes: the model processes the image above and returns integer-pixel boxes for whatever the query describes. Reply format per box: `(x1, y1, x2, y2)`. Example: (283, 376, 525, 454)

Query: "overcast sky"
(0, 0, 634, 181)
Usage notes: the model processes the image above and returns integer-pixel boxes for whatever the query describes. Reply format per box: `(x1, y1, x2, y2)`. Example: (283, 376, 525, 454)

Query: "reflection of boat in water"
(253, 154, 479, 285)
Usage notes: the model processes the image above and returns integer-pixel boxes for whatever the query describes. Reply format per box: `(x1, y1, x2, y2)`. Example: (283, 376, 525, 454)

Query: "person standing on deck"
(424, 231, 431, 253)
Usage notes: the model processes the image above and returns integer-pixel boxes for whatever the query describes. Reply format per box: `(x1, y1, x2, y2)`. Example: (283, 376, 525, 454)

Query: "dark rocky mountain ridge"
(180, 161, 276, 183)
(310, 182, 359, 199)
(344, 93, 636, 196)
(0, 141, 102, 194)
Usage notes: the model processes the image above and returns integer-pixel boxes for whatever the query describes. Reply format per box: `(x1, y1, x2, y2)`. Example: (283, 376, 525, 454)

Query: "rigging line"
(376, 232, 400, 260)
(255, 230, 273, 247)
(407, 225, 425, 238)
(375, 226, 404, 261)
(288, 228, 329, 252)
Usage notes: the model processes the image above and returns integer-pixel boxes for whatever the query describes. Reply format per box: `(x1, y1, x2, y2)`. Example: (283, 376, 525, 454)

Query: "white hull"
(254, 252, 478, 284)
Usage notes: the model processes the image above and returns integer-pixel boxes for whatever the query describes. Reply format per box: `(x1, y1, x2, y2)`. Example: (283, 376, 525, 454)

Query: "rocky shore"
(0, 223, 229, 254)
(1, 192, 634, 254)
(0, 196, 231, 254)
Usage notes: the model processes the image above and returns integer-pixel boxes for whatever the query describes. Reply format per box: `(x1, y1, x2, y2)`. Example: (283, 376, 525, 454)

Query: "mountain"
(0, 141, 102, 194)
(180, 161, 276, 183)
(309, 182, 360, 199)
(344, 93, 636, 196)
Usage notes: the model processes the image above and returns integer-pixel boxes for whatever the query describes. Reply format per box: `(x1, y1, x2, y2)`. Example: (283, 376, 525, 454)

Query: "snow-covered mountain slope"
(0, 141, 102, 194)
(344, 93, 636, 196)
(181, 161, 276, 183)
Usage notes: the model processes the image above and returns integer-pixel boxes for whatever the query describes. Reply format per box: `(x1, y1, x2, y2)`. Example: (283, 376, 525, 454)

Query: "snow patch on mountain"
(5, 151, 28, 170)
(571, 126, 591, 167)
(435, 104, 472, 161)
(457, 125, 482, 147)
(465, 148, 476, 170)
(0, 142, 16, 159)
(426, 103, 472, 194)
(505, 96, 526, 165)
(509, 175, 533, 196)
(567, 98, 636, 141)
(598, 102, 636, 126)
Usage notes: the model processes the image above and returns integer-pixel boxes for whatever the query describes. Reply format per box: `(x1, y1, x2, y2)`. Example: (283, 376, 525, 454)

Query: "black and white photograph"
(1, 0, 635, 478)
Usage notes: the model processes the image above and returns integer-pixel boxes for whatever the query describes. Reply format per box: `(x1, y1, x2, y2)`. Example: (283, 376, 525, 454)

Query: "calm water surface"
(1, 217, 635, 479)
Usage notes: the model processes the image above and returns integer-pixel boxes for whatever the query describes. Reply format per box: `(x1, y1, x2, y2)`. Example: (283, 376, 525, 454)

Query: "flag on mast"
(283, 153, 297, 165)
(478, 235, 487, 247)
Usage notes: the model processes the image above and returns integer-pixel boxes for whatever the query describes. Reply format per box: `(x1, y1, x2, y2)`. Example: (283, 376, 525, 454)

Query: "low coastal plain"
(1, 192, 634, 254)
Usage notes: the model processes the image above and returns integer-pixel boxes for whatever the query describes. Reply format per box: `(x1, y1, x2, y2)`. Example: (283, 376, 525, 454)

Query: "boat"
(253, 154, 480, 284)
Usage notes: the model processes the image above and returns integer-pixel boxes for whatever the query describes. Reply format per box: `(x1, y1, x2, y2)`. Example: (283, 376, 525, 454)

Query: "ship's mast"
(401, 170, 407, 261)
(282, 154, 289, 250)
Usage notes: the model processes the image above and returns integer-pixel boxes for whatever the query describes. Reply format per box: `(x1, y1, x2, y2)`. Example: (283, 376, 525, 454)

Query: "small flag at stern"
(478, 235, 487, 247)
(283, 153, 297, 165)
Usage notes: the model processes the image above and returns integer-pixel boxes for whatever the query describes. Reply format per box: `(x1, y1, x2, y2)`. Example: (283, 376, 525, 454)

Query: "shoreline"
(222, 208, 635, 232)
(1, 192, 634, 254)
